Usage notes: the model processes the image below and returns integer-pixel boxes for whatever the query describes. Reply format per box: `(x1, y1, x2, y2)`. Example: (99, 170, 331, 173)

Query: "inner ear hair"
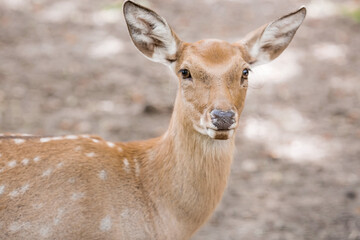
(241, 7, 306, 66)
(123, 1, 181, 65)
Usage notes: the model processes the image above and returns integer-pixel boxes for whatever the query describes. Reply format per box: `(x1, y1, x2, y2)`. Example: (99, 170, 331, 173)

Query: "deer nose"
(210, 109, 236, 130)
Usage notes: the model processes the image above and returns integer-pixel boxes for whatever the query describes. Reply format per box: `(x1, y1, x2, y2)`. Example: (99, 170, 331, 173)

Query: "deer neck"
(144, 93, 235, 234)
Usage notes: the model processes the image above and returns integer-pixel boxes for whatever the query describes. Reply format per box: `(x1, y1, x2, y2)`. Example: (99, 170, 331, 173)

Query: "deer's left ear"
(239, 7, 306, 66)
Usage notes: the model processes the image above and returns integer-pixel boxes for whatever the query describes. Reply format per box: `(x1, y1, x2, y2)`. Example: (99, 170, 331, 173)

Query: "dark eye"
(179, 69, 192, 79)
(242, 68, 249, 77)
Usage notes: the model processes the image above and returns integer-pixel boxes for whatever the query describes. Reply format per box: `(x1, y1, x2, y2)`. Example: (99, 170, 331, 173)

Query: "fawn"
(0, 1, 306, 239)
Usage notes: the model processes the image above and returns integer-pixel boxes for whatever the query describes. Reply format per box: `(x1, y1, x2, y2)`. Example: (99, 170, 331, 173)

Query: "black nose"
(210, 109, 236, 130)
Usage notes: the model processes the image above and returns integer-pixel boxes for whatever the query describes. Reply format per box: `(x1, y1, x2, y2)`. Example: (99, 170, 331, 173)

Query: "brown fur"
(0, 2, 306, 239)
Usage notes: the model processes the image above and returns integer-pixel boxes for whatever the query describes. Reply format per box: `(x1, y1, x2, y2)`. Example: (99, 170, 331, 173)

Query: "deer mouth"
(206, 128, 235, 140)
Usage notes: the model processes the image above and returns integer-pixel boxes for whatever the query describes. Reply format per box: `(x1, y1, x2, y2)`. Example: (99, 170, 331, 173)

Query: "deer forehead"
(179, 39, 247, 76)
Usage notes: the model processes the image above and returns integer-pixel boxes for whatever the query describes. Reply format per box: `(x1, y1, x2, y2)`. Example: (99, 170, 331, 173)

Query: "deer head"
(123, 1, 306, 140)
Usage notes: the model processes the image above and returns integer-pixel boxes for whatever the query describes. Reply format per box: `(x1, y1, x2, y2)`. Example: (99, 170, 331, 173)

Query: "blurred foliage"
(342, 7, 360, 23)
(103, 1, 123, 10)
(103, 0, 151, 10)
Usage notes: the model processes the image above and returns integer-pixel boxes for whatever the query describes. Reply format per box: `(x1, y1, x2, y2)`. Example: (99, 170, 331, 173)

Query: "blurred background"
(0, 0, 359, 239)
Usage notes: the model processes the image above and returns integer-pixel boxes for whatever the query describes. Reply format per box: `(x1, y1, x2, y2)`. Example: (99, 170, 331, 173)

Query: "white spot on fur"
(92, 139, 100, 143)
(56, 162, 64, 168)
(86, 152, 95, 158)
(52, 136, 64, 141)
(123, 158, 130, 173)
(71, 192, 84, 201)
(9, 183, 30, 198)
(41, 136, 67, 142)
(39, 226, 51, 237)
(81, 134, 90, 138)
(74, 146, 82, 151)
(99, 170, 107, 180)
(117, 147, 123, 152)
(8, 160, 16, 168)
(32, 203, 43, 209)
(13, 138, 25, 144)
(100, 215, 112, 232)
(106, 141, 115, 148)
(33, 156, 41, 162)
(0, 185, 5, 195)
(53, 208, 65, 225)
(65, 135, 78, 140)
(68, 177, 76, 184)
(40, 137, 51, 143)
(120, 209, 130, 218)
(42, 168, 52, 177)
(9, 221, 30, 232)
(9, 222, 21, 232)
(21, 158, 29, 165)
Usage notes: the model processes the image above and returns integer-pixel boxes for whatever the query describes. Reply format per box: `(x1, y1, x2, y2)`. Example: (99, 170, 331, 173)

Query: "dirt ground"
(1, 0, 360, 239)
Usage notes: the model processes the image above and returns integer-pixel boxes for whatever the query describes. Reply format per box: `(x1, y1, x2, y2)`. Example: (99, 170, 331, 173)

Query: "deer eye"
(179, 69, 192, 79)
(242, 68, 249, 77)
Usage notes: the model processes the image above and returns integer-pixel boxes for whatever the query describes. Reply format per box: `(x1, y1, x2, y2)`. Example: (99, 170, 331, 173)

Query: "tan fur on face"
(174, 40, 248, 138)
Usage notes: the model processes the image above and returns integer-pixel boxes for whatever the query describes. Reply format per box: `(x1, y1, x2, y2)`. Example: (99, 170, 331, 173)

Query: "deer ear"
(240, 7, 306, 66)
(123, 1, 181, 65)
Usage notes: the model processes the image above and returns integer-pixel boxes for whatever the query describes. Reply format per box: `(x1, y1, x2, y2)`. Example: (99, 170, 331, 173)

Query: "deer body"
(0, 1, 306, 239)
(0, 119, 233, 239)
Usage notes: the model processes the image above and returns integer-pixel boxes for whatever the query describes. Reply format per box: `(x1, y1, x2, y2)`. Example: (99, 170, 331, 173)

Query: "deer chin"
(206, 128, 234, 140)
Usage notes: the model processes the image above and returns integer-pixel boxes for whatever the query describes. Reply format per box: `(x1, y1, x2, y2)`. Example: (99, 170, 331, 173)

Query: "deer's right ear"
(123, 1, 181, 65)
